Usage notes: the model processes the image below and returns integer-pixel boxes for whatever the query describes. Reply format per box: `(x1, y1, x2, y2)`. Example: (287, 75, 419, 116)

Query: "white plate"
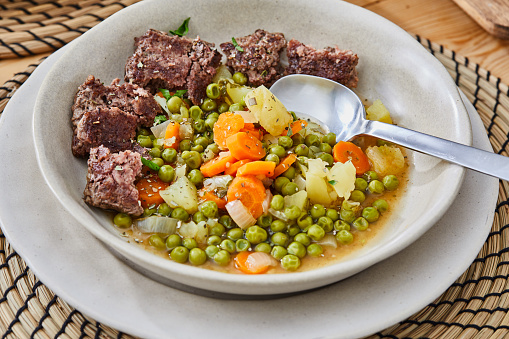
(32, 0, 471, 295)
(0, 46, 498, 338)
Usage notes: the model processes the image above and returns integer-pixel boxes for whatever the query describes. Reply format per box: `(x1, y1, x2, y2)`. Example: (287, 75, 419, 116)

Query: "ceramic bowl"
(33, 0, 471, 295)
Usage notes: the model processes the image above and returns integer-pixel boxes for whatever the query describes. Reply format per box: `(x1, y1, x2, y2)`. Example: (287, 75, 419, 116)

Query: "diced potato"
(327, 160, 356, 200)
(284, 190, 308, 211)
(365, 145, 405, 176)
(306, 173, 333, 206)
(366, 99, 393, 124)
(159, 176, 199, 213)
(227, 83, 253, 104)
(307, 158, 328, 178)
(245, 85, 293, 136)
(212, 65, 233, 83)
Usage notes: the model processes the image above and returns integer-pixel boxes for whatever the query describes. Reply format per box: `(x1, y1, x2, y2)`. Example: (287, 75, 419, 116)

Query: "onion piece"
(234, 110, 258, 123)
(244, 252, 278, 271)
(178, 221, 198, 238)
(150, 119, 171, 138)
(135, 216, 179, 234)
(294, 174, 307, 191)
(153, 94, 169, 114)
(262, 189, 272, 215)
(179, 121, 194, 140)
(262, 133, 278, 147)
(203, 175, 233, 191)
(316, 234, 338, 248)
(268, 207, 289, 222)
(226, 200, 256, 229)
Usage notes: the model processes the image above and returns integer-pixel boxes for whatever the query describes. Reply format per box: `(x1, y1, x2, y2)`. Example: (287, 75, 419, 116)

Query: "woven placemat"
(1, 37, 509, 339)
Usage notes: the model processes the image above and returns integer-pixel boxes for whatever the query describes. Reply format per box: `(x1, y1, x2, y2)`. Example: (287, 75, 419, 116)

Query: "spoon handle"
(365, 120, 508, 181)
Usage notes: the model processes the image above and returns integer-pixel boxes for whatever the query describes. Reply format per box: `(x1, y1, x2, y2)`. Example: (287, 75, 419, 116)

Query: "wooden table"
(1, 0, 509, 86)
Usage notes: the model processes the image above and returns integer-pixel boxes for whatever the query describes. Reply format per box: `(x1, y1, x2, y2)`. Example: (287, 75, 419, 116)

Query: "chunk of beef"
(84, 146, 143, 216)
(284, 39, 359, 88)
(71, 75, 160, 128)
(125, 29, 221, 105)
(220, 29, 286, 87)
(72, 107, 138, 158)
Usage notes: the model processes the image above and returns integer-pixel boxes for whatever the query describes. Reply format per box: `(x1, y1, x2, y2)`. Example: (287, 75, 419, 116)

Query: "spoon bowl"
(271, 74, 509, 181)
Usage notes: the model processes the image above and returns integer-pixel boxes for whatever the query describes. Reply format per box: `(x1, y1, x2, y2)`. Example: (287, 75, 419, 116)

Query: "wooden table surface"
(1, 0, 509, 86)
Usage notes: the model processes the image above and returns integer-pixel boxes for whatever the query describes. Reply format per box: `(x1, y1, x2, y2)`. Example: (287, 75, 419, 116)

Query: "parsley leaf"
(169, 17, 190, 37)
(174, 89, 188, 98)
(159, 88, 172, 100)
(158, 88, 188, 101)
(154, 115, 168, 125)
(328, 180, 337, 185)
(141, 157, 161, 171)
(286, 125, 293, 137)
(232, 37, 244, 52)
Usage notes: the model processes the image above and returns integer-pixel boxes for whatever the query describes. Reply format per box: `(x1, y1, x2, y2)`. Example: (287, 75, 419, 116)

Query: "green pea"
(179, 139, 192, 151)
(148, 234, 166, 250)
(171, 113, 184, 123)
(232, 72, 248, 85)
(336, 230, 354, 244)
(157, 203, 172, 216)
(295, 144, 309, 157)
(201, 98, 217, 112)
(205, 245, 220, 259)
(219, 215, 234, 229)
(188, 248, 207, 266)
(162, 148, 177, 163)
(281, 254, 301, 271)
(207, 235, 222, 246)
(187, 169, 204, 186)
(192, 211, 207, 223)
(171, 207, 189, 221)
(209, 222, 225, 236)
(189, 105, 203, 120)
(270, 195, 284, 210)
(227, 228, 244, 241)
(292, 133, 304, 146)
(352, 217, 369, 231)
(372, 199, 389, 213)
(284, 205, 301, 220)
(287, 241, 306, 258)
(149, 147, 162, 158)
(190, 144, 204, 153)
(282, 166, 296, 180)
(265, 153, 280, 165)
(318, 153, 334, 166)
(236, 239, 251, 252)
(200, 200, 218, 218)
(282, 182, 299, 196)
(166, 234, 182, 249)
(310, 204, 326, 219)
(350, 189, 366, 203)
(325, 208, 339, 222)
(274, 177, 290, 193)
(317, 216, 334, 232)
(322, 132, 337, 146)
(307, 224, 325, 241)
(206, 83, 220, 99)
(205, 117, 218, 130)
(151, 157, 164, 167)
(362, 207, 380, 223)
(297, 213, 313, 230)
(180, 105, 189, 118)
(271, 232, 289, 247)
(137, 128, 150, 136)
(363, 170, 379, 181)
(368, 180, 385, 194)
(153, 138, 165, 149)
(288, 225, 300, 237)
(194, 136, 209, 148)
(307, 243, 324, 257)
(207, 112, 220, 120)
(229, 103, 243, 112)
(218, 103, 229, 113)
(182, 238, 198, 250)
(245, 226, 268, 244)
(113, 213, 132, 228)
(354, 177, 368, 191)
(270, 219, 287, 233)
(255, 242, 272, 253)
(170, 246, 189, 263)
(193, 119, 206, 133)
(305, 134, 320, 147)
(257, 214, 272, 228)
(383, 174, 399, 191)
(294, 233, 311, 246)
(339, 208, 356, 224)
(143, 207, 157, 217)
(206, 143, 220, 154)
(319, 142, 332, 154)
(278, 136, 294, 149)
(182, 150, 202, 169)
(220, 239, 236, 253)
(158, 165, 175, 183)
(137, 135, 153, 148)
(271, 246, 287, 260)
(213, 250, 231, 265)
(269, 144, 286, 158)
(167, 96, 183, 113)
(334, 220, 351, 232)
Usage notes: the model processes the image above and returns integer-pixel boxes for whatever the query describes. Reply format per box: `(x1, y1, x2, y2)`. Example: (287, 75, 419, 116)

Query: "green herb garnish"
(328, 180, 337, 185)
(174, 89, 187, 98)
(232, 37, 243, 52)
(154, 115, 168, 125)
(169, 17, 190, 37)
(158, 88, 188, 100)
(141, 157, 161, 171)
(286, 125, 293, 137)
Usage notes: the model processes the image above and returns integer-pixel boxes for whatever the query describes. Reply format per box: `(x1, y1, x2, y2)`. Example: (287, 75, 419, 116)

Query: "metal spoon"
(270, 74, 509, 181)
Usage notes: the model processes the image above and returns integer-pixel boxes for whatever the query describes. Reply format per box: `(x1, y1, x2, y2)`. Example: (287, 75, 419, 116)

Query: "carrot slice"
(164, 121, 180, 149)
(213, 112, 245, 149)
(333, 141, 371, 175)
(271, 153, 297, 178)
(136, 175, 169, 208)
(234, 251, 270, 274)
(200, 151, 237, 177)
(240, 123, 264, 140)
(237, 161, 276, 177)
(281, 120, 308, 136)
(227, 175, 266, 219)
(200, 190, 227, 209)
(224, 159, 251, 176)
(225, 132, 266, 160)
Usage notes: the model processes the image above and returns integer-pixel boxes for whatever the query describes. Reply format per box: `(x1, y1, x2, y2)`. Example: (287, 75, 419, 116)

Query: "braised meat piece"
(284, 39, 359, 88)
(125, 29, 221, 105)
(84, 146, 143, 216)
(220, 29, 287, 87)
(72, 107, 138, 158)
(71, 75, 159, 128)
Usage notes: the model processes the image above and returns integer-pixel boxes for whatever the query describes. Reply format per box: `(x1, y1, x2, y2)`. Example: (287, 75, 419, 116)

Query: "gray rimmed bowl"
(33, 0, 471, 295)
